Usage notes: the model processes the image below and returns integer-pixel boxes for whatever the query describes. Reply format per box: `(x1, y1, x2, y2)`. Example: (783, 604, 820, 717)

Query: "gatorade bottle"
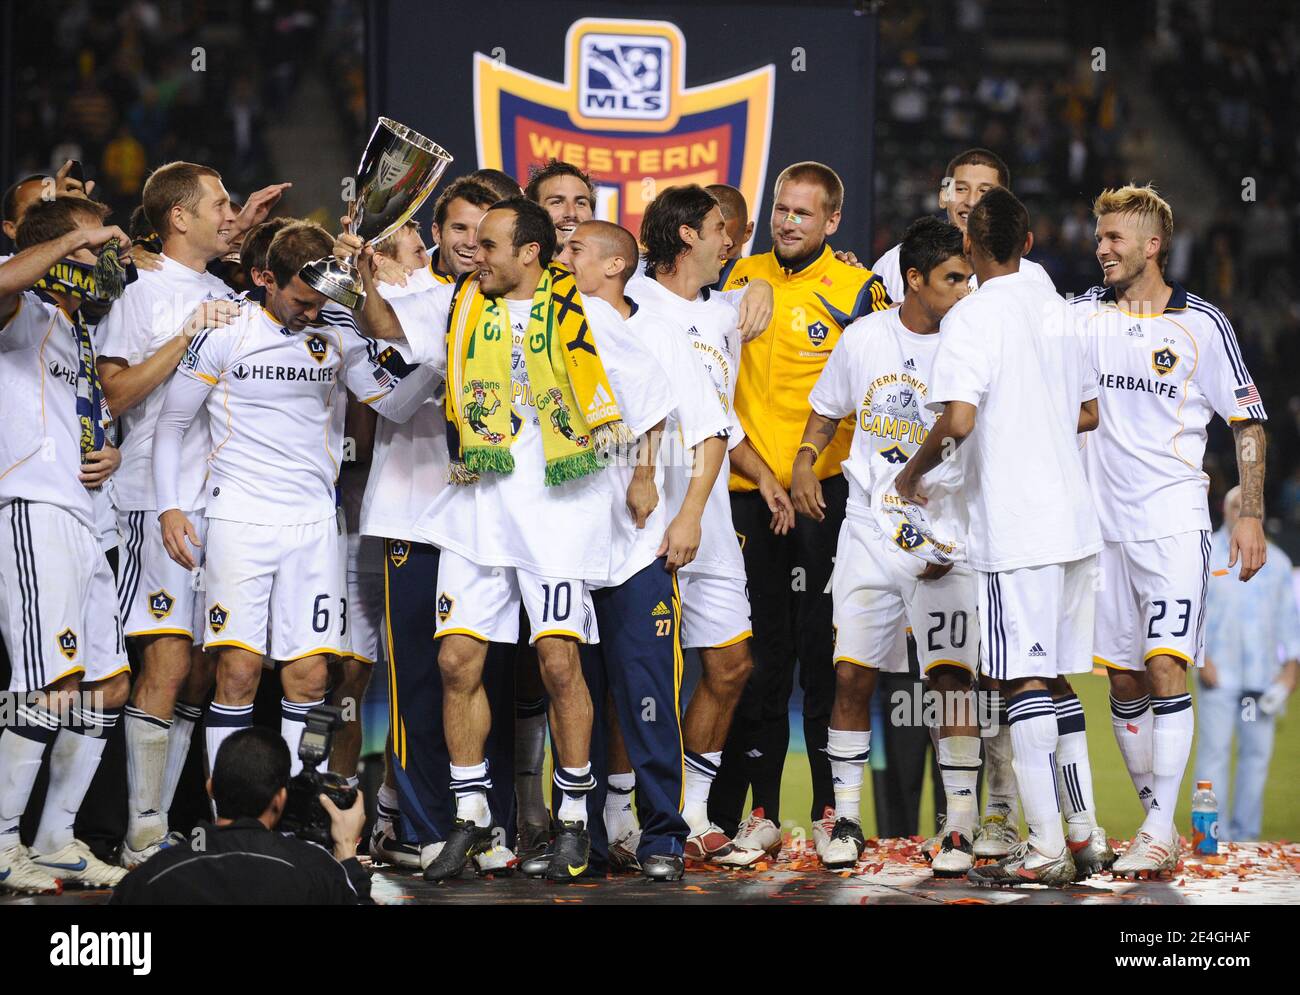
(1191, 780, 1219, 855)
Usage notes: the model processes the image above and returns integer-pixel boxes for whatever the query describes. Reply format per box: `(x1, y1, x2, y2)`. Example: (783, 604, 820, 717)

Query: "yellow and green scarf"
(445, 265, 632, 486)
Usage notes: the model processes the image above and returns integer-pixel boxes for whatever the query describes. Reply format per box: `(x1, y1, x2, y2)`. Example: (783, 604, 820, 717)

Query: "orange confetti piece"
(1204, 855, 1229, 865)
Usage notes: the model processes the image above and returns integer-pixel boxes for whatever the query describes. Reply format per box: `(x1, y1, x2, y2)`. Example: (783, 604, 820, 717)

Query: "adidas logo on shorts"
(651, 601, 670, 617)
(1028, 642, 1047, 657)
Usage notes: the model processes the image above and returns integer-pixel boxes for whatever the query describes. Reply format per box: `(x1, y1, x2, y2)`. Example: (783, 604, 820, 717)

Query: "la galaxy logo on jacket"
(474, 17, 774, 239)
(148, 589, 175, 621)
(807, 320, 829, 346)
(305, 335, 329, 365)
(209, 603, 230, 634)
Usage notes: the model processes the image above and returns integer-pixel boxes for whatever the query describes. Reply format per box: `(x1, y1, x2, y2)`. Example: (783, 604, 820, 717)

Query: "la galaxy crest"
(209, 603, 230, 634)
(436, 593, 454, 624)
(475, 18, 774, 240)
(388, 539, 410, 568)
(305, 335, 329, 365)
(893, 521, 926, 552)
(1151, 346, 1179, 377)
(56, 628, 78, 661)
(806, 320, 829, 346)
(148, 589, 175, 621)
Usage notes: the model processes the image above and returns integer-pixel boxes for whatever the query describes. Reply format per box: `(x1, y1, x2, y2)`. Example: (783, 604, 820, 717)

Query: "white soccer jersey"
(604, 299, 730, 587)
(0, 291, 103, 530)
(631, 275, 747, 581)
(1069, 283, 1267, 543)
(872, 241, 1054, 302)
(358, 273, 450, 543)
(96, 254, 238, 511)
(928, 270, 1102, 572)
(809, 306, 966, 553)
(391, 282, 673, 579)
(155, 303, 432, 525)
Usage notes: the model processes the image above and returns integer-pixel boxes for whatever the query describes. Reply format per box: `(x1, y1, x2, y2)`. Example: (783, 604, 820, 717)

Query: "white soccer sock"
(1053, 695, 1098, 842)
(554, 763, 595, 825)
(982, 691, 1017, 819)
(938, 735, 981, 836)
(281, 698, 325, 777)
(124, 705, 171, 848)
(162, 701, 202, 812)
(827, 728, 871, 825)
(1142, 694, 1193, 839)
(514, 701, 548, 829)
(33, 707, 119, 854)
(204, 702, 254, 776)
(450, 761, 492, 827)
(1110, 693, 1155, 811)
(682, 750, 721, 834)
(376, 783, 400, 824)
(1007, 691, 1065, 856)
(604, 771, 637, 841)
(0, 705, 60, 843)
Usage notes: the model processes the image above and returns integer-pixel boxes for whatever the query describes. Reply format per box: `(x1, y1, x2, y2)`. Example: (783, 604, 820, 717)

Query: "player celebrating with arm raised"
(151, 223, 432, 786)
(795, 217, 984, 876)
(343, 198, 672, 883)
(896, 189, 1107, 887)
(1071, 185, 1268, 877)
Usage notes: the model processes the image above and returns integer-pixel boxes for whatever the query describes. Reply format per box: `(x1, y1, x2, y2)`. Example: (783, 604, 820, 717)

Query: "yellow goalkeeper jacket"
(721, 243, 891, 491)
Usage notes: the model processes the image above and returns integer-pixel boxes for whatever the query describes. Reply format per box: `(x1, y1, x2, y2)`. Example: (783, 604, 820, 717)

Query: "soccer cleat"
(519, 838, 553, 878)
(422, 819, 495, 882)
(967, 841, 1076, 888)
(812, 806, 838, 861)
(119, 830, 186, 870)
(472, 842, 516, 876)
(1111, 831, 1179, 878)
(609, 828, 642, 872)
(30, 839, 127, 888)
(0, 843, 62, 895)
(369, 820, 422, 869)
(920, 814, 949, 863)
(1069, 826, 1117, 879)
(685, 824, 739, 863)
(641, 854, 685, 882)
(418, 841, 445, 871)
(545, 820, 591, 881)
(820, 817, 866, 870)
(931, 830, 975, 878)
(518, 821, 550, 855)
(731, 808, 782, 858)
(973, 813, 1020, 860)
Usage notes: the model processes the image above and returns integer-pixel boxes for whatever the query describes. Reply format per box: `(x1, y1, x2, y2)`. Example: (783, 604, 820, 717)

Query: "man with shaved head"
(707, 184, 753, 277)
(550, 219, 731, 879)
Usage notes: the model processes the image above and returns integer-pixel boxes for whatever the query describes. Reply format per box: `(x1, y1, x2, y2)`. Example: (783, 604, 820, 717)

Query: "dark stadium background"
(1, 0, 1297, 840)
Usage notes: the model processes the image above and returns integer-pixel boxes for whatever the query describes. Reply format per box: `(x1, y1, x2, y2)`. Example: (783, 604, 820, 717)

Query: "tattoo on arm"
(805, 413, 840, 450)
(1233, 420, 1266, 518)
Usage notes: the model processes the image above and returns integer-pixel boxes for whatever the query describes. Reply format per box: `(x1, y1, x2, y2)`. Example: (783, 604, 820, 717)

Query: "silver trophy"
(300, 117, 453, 309)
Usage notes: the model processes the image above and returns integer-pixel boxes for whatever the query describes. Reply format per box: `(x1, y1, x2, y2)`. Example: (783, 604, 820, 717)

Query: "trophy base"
(300, 256, 366, 311)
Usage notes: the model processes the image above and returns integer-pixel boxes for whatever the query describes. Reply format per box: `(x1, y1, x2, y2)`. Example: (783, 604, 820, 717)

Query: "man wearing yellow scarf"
(339, 198, 673, 884)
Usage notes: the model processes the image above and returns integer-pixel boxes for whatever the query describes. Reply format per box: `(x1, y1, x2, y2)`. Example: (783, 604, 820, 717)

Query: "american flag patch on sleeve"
(1233, 383, 1262, 408)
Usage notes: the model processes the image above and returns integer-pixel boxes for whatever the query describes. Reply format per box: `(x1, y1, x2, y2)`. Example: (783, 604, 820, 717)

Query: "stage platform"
(6, 837, 1298, 906)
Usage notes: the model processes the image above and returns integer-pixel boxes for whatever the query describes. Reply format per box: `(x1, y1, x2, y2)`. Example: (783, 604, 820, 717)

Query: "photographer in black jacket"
(111, 727, 370, 905)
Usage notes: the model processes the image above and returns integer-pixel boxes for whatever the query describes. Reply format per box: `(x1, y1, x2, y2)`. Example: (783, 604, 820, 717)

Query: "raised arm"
(0, 224, 131, 324)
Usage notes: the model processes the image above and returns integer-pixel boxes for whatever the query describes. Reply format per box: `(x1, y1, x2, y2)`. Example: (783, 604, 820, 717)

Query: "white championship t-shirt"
(96, 254, 238, 511)
(927, 270, 1102, 572)
(391, 283, 673, 579)
(631, 274, 747, 581)
(1069, 283, 1267, 543)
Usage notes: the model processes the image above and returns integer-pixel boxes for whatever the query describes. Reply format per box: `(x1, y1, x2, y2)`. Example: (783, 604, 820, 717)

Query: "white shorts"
(117, 509, 207, 639)
(979, 555, 1097, 681)
(203, 517, 346, 661)
(832, 516, 979, 675)
(678, 572, 751, 649)
(433, 549, 598, 645)
(1093, 531, 1210, 672)
(1, 500, 130, 691)
(344, 542, 386, 666)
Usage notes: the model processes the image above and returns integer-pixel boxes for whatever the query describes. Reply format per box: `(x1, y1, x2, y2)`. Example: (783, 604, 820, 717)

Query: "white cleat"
(369, 819, 422, 869)
(812, 807, 838, 862)
(920, 814, 948, 863)
(609, 829, 642, 872)
(1069, 826, 1117, 879)
(418, 841, 446, 871)
(821, 817, 866, 870)
(1111, 831, 1179, 879)
(973, 813, 1020, 860)
(473, 842, 516, 875)
(0, 843, 63, 895)
(931, 830, 975, 878)
(118, 831, 186, 870)
(732, 808, 782, 858)
(968, 840, 1076, 888)
(30, 839, 127, 888)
